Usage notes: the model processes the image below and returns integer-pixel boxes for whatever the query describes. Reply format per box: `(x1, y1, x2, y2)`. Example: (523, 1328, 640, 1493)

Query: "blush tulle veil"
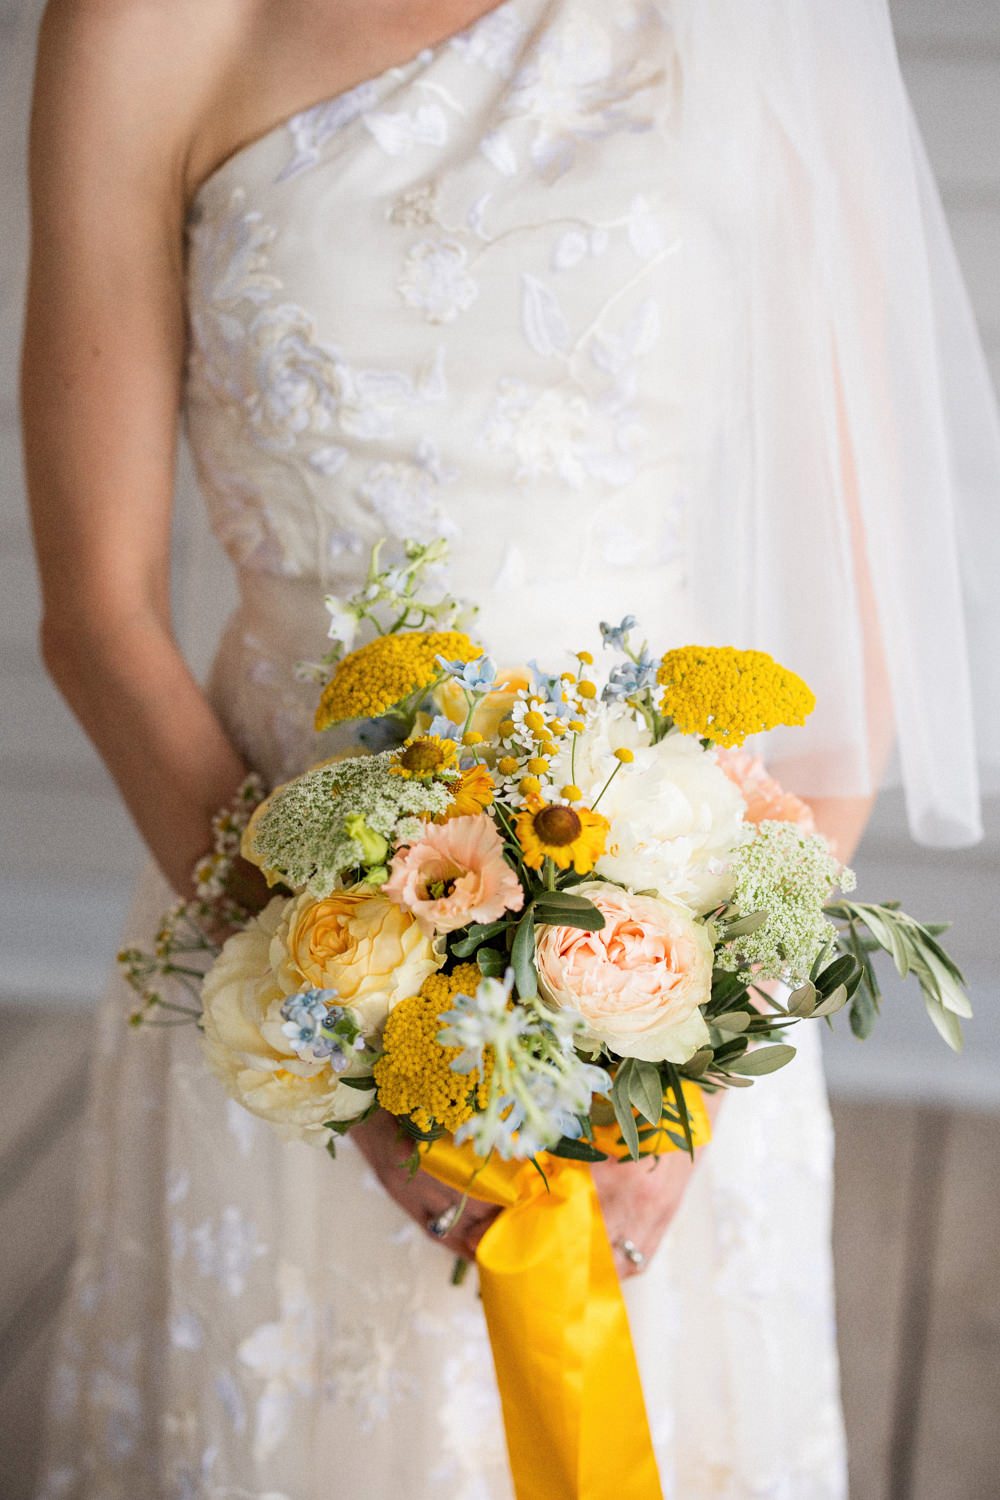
(671, 0, 1000, 844)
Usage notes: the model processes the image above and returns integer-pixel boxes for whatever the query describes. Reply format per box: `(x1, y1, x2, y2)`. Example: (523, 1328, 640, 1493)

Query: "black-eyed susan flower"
(390, 734, 459, 781)
(439, 763, 495, 820)
(315, 630, 481, 730)
(515, 796, 609, 875)
(656, 646, 815, 747)
(373, 964, 493, 1133)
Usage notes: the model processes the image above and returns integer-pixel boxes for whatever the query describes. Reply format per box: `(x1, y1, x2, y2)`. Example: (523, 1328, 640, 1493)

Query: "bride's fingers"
(458, 1206, 501, 1259)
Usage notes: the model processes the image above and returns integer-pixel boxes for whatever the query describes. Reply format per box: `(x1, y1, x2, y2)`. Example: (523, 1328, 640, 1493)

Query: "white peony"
(552, 712, 748, 913)
(201, 897, 374, 1144)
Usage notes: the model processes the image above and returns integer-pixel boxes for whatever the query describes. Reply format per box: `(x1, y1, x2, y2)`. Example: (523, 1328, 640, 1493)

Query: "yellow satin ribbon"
(421, 1083, 712, 1500)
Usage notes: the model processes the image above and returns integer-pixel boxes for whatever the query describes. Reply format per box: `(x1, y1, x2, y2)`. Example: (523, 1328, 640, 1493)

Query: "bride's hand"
(592, 1092, 724, 1279)
(590, 1151, 701, 1279)
(352, 1109, 501, 1261)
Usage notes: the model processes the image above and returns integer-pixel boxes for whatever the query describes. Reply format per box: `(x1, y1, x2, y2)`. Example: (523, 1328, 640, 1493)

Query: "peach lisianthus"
(535, 882, 713, 1064)
(384, 814, 524, 934)
(716, 749, 816, 831)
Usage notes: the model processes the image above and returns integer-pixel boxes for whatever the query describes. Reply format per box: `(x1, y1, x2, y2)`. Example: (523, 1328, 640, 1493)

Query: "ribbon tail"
(476, 1168, 662, 1500)
(580, 1181, 664, 1500)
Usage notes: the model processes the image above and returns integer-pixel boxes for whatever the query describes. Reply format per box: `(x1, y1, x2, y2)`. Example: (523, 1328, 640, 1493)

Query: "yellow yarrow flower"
(374, 964, 492, 1133)
(315, 631, 482, 730)
(515, 796, 609, 875)
(439, 763, 495, 820)
(656, 645, 815, 747)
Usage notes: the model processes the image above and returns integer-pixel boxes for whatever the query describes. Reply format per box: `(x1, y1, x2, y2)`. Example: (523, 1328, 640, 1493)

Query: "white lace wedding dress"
(37, 3, 848, 1496)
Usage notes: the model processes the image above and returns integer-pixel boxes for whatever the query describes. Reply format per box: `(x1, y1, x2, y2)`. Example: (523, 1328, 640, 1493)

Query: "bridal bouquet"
(121, 539, 971, 1166)
(121, 538, 971, 1499)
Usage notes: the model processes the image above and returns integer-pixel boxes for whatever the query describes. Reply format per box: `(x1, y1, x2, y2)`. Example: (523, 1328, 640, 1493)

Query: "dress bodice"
(183, 0, 732, 782)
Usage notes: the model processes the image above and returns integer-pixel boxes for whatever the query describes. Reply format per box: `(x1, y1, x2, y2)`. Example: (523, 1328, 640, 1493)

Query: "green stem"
(591, 759, 624, 812)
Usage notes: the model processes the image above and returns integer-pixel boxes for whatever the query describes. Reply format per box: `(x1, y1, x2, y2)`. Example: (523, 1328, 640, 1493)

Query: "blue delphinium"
(280, 990, 364, 1071)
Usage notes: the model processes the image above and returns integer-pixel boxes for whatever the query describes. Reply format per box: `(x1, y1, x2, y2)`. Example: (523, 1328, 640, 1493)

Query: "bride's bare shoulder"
(31, 0, 263, 208)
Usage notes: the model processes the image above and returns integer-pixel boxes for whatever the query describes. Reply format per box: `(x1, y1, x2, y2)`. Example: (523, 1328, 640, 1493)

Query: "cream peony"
(552, 712, 747, 913)
(535, 882, 713, 1063)
(273, 888, 442, 1032)
(201, 897, 374, 1143)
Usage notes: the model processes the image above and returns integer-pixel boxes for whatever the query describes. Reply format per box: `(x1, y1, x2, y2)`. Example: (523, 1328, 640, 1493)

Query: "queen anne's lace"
(246, 751, 453, 896)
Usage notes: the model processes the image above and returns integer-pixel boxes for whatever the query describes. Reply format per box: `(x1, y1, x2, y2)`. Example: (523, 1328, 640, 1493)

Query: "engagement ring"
(428, 1205, 460, 1239)
(617, 1238, 647, 1270)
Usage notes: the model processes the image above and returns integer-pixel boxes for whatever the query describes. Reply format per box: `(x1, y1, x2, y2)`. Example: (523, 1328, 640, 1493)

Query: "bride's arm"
(21, 1, 255, 897)
(23, 1, 493, 1249)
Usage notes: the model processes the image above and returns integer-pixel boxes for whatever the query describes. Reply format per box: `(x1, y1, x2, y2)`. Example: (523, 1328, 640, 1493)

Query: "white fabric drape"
(672, 0, 1000, 845)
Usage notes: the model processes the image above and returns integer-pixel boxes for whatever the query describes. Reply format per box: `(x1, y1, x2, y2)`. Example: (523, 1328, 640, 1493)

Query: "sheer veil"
(6, 0, 998, 845)
(671, 0, 1000, 846)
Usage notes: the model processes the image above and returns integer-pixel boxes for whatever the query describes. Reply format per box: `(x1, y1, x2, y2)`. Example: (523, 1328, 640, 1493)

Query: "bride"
(22, 1, 998, 1496)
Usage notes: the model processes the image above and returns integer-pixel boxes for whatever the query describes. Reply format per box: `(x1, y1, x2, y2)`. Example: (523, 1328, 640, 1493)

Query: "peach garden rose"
(535, 881, 713, 1064)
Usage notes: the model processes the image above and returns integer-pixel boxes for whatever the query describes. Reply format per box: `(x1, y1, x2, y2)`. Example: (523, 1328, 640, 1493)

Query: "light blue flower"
(438, 973, 525, 1072)
(279, 989, 368, 1073)
(599, 615, 637, 652)
(526, 660, 573, 719)
(602, 648, 657, 703)
(427, 714, 463, 740)
(435, 655, 498, 691)
(440, 973, 612, 1160)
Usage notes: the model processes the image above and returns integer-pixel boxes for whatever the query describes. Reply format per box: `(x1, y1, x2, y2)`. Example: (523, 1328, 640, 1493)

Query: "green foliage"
(826, 899, 970, 1052)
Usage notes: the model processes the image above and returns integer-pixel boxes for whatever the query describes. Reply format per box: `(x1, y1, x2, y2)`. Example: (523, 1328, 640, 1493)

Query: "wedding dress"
(37, 3, 848, 1495)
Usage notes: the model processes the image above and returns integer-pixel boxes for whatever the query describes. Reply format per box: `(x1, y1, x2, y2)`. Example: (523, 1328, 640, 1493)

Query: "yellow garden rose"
(201, 897, 375, 1142)
(434, 665, 532, 742)
(273, 888, 443, 1031)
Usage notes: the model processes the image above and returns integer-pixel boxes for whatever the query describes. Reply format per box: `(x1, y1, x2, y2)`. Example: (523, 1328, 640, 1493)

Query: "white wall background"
(1, 0, 997, 1101)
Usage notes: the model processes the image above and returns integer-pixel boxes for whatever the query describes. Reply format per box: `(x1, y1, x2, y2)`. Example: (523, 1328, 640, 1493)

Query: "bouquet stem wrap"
(420, 1085, 712, 1500)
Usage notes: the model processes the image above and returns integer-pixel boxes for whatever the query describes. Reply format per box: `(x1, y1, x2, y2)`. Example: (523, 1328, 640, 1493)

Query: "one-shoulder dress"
(37, 4, 848, 1496)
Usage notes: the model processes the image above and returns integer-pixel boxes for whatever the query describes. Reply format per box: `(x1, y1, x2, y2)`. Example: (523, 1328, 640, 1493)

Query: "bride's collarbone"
(187, 0, 512, 203)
